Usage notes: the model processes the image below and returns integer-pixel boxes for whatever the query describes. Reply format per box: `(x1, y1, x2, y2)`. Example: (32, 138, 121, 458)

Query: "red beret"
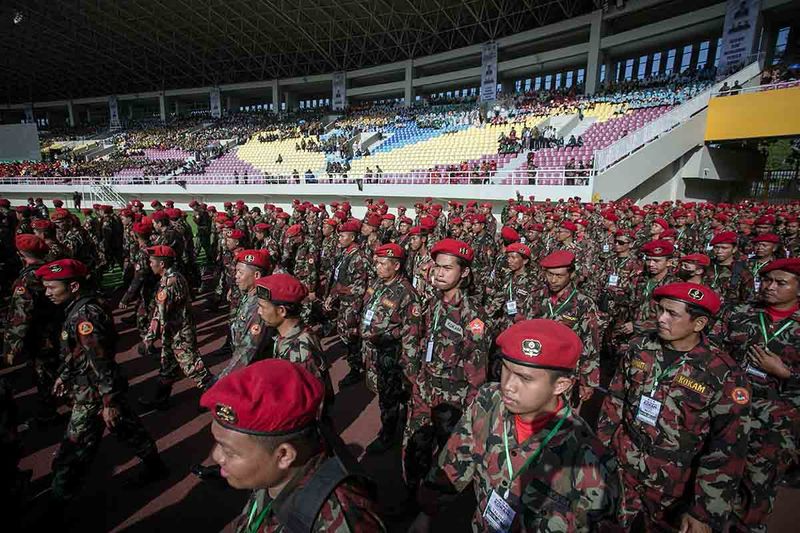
(450, 217, 463, 225)
(323, 219, 338, 227)
(501, 226, 520, 244)
(132, 222, 153, 236)
(653, 217, 670, 230)
(15, 234, 48, 256)
(540, 250, 575, 269)
(364, 214, 382, 227)
(473, 214, 487, 224)
(420, 215, 437, 229)
(761, 258, 800, 276)
(409, 226, 427, 236)
(752, 233, 780, 244)
(375, 243, 405, 260)
(276, 212, 290, 220)
(285, 224, 304, 237)
(119, 208, 133, 217)
(431, 238, 474, 263)
(200, 359, 323, 436)
(339, 220, 361, 233)
(53, 199, 64, 207)
(165, 200, 175, 208)
(151, 210, 169, 222)
(755, 215, 775, 226)
(709, 231, 738, 245)
(653, 282, 721, 315)
(215, 213, 229, 223)
(223, 201, 232, 208)
(382, 213, 395, 221)
(641, 239, 675, 257)
(603, 212, 619, 222)
(660, 229, 677, 239)
(528, 223, 544, 232)
(560, 221, 577, 233)
(80, 208, 93, 216)
(496, 319, 582, 371)
(223, 221, 235, 229)
(615, 229, 635, 240)
(0, 199, 9, 208)
(147, 245, 176, 258)
(480, 202, 492, 209)
(166, 208, 182, 220)
(188, 200, 199, 208)
(228, 229, 245, 240)
(256, 273, 308, 304)
(672, 209, 686, 218)
(253, 223, 272, 232)
(236, 249, 271, 270)
(399, 216, 413, 225)
(35, 259, 88, 280)
(32, 219, 53, 231)
(50, 208, 71, 221)
(101, 205, 113, 214)
(150, 200, 160, 208)
(505, 242, 531, 259)
(680, 253, 711, 267)
(713, 213, 729, 223)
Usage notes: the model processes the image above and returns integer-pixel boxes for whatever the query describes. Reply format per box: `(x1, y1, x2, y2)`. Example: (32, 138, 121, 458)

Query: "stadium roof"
(0, 0, 601, 104)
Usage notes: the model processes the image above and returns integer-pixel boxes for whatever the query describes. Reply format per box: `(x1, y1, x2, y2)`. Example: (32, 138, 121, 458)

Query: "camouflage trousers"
(137, 299, 154, 341)
(731, 397, 799, 533)
(32, 351, 60, 416)
(402, 393, 463, 489)
(364, 341, 408, 435)
(336, 303, 363, 374)
(51, 395, 156, 501)
(159, 341, 212, 389)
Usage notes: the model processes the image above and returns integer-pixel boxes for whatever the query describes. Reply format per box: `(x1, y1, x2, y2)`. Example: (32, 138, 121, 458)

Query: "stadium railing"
(710, 80, 800, 97)
(593, 59, 764, 172)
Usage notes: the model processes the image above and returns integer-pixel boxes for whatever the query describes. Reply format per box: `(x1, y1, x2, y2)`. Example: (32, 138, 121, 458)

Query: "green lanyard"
(644, 278, 658, 299)
(369, 287, 387, 311)
(246, 497, 274, 533)
(759, 312, 794, 346)
(546, 289, 576, 318)
(712, 264, 721, 288)
(647, 352, 690, 397)
(507, 279, 514, 301)
(501, 405, 570, 498)
(752, 260, 768, 277)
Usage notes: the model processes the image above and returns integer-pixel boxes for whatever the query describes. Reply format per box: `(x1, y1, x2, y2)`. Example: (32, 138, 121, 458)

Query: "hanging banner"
(210, 87, 222, 118)
(23, 104, 34, 124)
(717, 0, 762, 78)
(332, 72, 346, 111)
(108, 96, 120, 124)
(481, 43, 498, 102)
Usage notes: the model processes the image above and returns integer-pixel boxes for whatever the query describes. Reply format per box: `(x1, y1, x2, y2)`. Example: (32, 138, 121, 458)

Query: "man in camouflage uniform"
(2, 235, 63, 422)
(468, 214, 497, 294)
(597, 229, 642, 323)
(783, 215, 800, 257)
(32, 219, 68, 262)
(118, 222, 158, 353)
(403, 239, 489, 498)
(406, 226, 434, 300)
(51, 208, 97, 272)
(190, 200, 213, 261)
(528, 250, 601, 407)
(749, 234, 781, 292)
(598, 282, 750, 532)
(139, 245, 214, 410)
(705, 230, 755, 308)
(410, 319, 620, 532)
(360, 243, 420, 453)
(151, 210, 186, 274)
(713, 258, 800, 532)
(213, 228, 246, 319)
(201, 359, 383, 532)
(317, 219, 339, 299)
(38, 259, 166, 508)
(324, 220, 370, 388)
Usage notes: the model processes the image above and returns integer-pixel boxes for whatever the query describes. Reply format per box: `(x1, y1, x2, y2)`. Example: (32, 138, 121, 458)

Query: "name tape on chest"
(444, 319, 463, 336)
(630, 359, 647, 371)
(672, 374, 708, 395)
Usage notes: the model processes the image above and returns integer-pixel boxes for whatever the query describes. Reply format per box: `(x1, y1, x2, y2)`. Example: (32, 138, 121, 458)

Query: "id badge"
(425, 338, 434, 362)
(746, 363, 767, 380)
(602, 244, 610, 253)
(483, 490, 516, 533)
(505, 300, 518, 315)
(334, 266, 341, 280)
(754, 278, 761, 292)
(608, 274, 619, 287)
(413, 277, 418, 289)
(636, 395, 662, 427)
(363, 308, 375, 327)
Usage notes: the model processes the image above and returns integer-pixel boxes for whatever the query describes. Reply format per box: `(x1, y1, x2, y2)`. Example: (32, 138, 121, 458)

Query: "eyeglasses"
(614, 240, 629, 245)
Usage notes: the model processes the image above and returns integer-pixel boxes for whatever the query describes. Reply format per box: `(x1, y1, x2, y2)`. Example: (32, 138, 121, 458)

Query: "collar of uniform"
(502, 392, 573, 452)
(278, 323, 304, 343)
(757, 305, 800, 324)
(266, 452, 327, 521)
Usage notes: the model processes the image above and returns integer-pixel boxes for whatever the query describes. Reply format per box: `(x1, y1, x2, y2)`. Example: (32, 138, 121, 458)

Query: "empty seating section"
(181, 150, 262, 183)
(237, 135, 325, 176)
(367, 123, 467, 155)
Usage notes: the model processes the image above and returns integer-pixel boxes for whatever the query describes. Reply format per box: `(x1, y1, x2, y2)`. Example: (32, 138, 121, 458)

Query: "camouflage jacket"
(713, 303, 800, 409)
(234, 452, 384, 533)
(221, 290, 272, 377)
(527, 285, 601, 389)
(597, 333, 750, 530)
(359, 276, 420, 373)
(291, 241, 319, 293)
(2, 264, 62, 361)
(58, 293, 125, 407)
(485, 268, 537, 334)
(421, 384, 620, 532)
(414, 290, 488, 408)
(705, 260, 754, 308)
(145, 267, 197, 349)
(318, 235, 339, 290)
(121, 247, 157, 306)
(470, 231, 497, 280)
(43, 238, 68, 263)
(62, 227, 96, 269)
(273, 322, 327, 382)
(406, 249, 434, 301)
(624, 273, 675, 334)
(328, 244, 370, 307)
(599, 254, 643, 316)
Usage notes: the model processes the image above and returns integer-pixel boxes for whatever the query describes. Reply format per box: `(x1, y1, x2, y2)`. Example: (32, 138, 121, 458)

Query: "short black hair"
(253, 424, 321, 464)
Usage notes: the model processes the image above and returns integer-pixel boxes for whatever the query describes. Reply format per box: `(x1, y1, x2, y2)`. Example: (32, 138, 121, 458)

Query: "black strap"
(730, 261, 744, 289)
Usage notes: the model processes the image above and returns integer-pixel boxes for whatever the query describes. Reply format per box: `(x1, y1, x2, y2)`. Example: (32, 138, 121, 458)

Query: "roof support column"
(159, 93, 166, 123)
(585, 10, 604, 95)
(67, 101, 75, 128)
(404, 60, 414, 107)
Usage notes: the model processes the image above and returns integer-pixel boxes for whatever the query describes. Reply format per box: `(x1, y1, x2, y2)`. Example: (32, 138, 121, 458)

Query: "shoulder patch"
(382, 297, 396, 309)
(135, 263, 141, 271)
(308, 257, 315, 264)
(77, 321, 94, 336)
(14, 286, 25, 295)
(156, 290, 167, 302)
(411, 304, 421, 317)
(250, 324, 262, 336)
(468, 318, 485, 336)
(673, 374, 708, 395)
(731, 387, 750, 405)
(61, 330, 69, 341)
(630, 359, 647, 371)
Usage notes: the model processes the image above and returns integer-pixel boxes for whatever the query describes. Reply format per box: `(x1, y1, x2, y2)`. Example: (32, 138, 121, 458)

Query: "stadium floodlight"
(13, 11, 24, 25)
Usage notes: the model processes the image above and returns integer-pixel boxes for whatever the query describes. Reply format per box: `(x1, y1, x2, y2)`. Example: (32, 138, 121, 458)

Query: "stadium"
(0, 0, 799, 531)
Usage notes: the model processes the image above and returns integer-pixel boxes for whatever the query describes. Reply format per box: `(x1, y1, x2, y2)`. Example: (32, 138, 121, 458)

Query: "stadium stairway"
(591, 60, 764, 202)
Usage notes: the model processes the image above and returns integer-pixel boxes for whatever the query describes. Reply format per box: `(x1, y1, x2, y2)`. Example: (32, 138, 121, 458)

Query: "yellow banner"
(705, 86, 800, 141)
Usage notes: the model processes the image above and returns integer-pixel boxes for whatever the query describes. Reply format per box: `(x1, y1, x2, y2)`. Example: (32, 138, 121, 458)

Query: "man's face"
(361, 224, 374, 237)
(375, 257, 399, 281)
(338, 231, 355, 248)
(787, 221, 799, 235)
(380, 220, 392, 229)
(225, 237, 240, 252)
(675, 216, 688, 227)
(149, 256, 165, 276)
(760, 270, 799, 306)
(235, 263, 258, 292)
(650, 223, 664, 236)
(398, 223, 409, 235)
(432, 254, 467, 291)
(322, 224, 333, 237)
(43, 279, 74, 305)
(555, 228, 571, 243)
(646, 256, 669, 276)
(754, 241, 776, 258)
(656, 298, 703, 342)
(276, 218, 286, 228)
(544, 267, 571, 293)
(614, 237, 632, 255)
(677, 261, 702, 281)
(500, 362, 568, 417)
(713, 243, 735, 263)
(506, 252, 527, 272)
(450, 225, 462, 237)
(472, 222, 484, 235)
(210, 422, 284, 490)
(34, 229, 46, 240)
(257, 298, 283, 328)
(754, 224, 771, 235)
